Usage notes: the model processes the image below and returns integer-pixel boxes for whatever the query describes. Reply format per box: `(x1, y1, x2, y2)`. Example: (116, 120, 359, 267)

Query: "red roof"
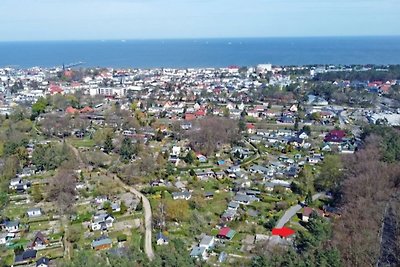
(303, 207, 314, 216)
(80, 106, 94, 113)
(66, 106, 79, 114)
(64, 70, 73, 78)
(329, 130, 346, 138)
(213, 88, 222, 94)
(246, 123, 255, 129)
(194, 108, 206, 117)
(218, 227, 231, 237)
(185, 113, 196, 121)
(303, 207, 324, 217)
(49, 84, 63, 94)
(380, 85, 391, 93)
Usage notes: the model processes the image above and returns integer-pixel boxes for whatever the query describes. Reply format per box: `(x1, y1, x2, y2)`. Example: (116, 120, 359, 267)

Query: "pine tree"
(120, 137, 134, 161)
(103, 133, 114, 153)
(305, 190, 313, 206)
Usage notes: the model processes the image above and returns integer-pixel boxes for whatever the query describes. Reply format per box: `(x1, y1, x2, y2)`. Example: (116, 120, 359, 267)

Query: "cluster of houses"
(189, 227, 236, 261)
(0, 219, 53, 266)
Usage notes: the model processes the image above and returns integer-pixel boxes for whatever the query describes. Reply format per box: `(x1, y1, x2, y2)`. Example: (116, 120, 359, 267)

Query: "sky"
(0, 0, 399, 41)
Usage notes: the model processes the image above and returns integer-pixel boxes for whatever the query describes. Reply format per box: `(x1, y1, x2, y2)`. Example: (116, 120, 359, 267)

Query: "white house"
(27, 208, 43, 218)
(156, 232, 169, 245)
(171, 146, 181, 156)
(190, 246, 207, 260)
(91, 214, 115, 231)
(172, 191, 192, 200)
(4, 221, 20, 233)
(199, 235, 215, 250)
(0, 233, 7, 245)
(95, 196, 109, 205)
(9, 178, 23, 189)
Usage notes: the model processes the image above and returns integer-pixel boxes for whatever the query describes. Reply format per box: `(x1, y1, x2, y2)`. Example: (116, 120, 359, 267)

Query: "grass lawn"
(29, 221, 51, 231)
(115, 214, 136, 221)
(68, 137, 96, 148)
(130, 230, 142, 251)
(3, 204, 29, 219)
(201, 191, 231, 217)
(37, 247, 64, 259)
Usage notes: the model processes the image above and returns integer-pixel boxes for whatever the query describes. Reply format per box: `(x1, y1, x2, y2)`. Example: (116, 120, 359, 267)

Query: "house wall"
(94, 244, 111, 251)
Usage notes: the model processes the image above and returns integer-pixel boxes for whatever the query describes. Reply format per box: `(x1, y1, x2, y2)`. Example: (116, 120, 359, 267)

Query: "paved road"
(116, 177, 155, 261)
(275, 192, 325, 228)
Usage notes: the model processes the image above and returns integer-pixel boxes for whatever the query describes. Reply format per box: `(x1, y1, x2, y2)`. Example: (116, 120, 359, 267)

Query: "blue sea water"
(0, 36, 400, 68)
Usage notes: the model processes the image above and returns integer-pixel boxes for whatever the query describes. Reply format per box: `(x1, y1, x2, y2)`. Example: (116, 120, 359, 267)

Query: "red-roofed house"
(49, 84, 64, 95)
(64, 70, 73, 78)
(324, 130, 346, 143)
(302, 207, 324, 222)
(66, 106, 79, 115)
(194, 108, 206, 117)
(217, 227, 236, 240)
(185, 113, 196, 121)
(379, 84, 391, 94)
(80, 106, 94, 113)
(246, 123, 256, 134)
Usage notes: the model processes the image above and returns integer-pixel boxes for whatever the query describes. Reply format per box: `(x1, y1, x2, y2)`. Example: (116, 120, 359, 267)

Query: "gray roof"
(199, 235, 214, 247)
(228, 201, 240, 209)
(5, 220, 19, 227)
(27, 207, 42, 212)
(190, 246, 206, 257)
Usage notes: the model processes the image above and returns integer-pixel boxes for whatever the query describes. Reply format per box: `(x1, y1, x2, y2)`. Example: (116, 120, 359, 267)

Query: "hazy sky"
(1, 0, 399, 41)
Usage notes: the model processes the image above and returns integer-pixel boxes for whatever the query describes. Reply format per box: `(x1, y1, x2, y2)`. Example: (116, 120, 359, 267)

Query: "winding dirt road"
(115, 176, 155, 260)
(67, 142, 154, 260)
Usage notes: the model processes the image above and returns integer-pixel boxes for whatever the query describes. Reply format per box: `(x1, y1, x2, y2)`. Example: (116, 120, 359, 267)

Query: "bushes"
(117, 234, 127, 242)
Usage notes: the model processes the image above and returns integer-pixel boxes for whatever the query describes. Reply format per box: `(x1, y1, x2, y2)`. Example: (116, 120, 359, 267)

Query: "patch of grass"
(210, 229, 219, 236)
(29, 221, 51, 231)
(130, 230, 142, 250)
(68, 137, 96, 148)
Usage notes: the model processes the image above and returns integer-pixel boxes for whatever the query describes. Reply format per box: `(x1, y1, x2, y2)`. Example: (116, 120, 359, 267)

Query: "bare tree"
(47, 169, 77, 214)
(188, 117, 239, 156)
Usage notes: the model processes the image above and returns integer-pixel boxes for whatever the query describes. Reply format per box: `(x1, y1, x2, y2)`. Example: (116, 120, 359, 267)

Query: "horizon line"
(1, 34, 400, 43)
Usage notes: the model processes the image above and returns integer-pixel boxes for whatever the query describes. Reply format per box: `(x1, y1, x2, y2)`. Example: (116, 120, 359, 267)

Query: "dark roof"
(156, 232, 168, 241)
(28, 231, 48, 248)
(16, 249, 37, 262)
(36, 257, 50, 266)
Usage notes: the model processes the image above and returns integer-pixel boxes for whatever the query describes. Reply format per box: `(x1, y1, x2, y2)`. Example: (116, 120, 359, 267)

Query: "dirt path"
(115, 176, 155, 261)
(67, 142, 155, 260)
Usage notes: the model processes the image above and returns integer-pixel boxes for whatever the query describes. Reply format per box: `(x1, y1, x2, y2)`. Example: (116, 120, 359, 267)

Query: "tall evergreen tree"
(103, 133, 114, 153)
(120, 137, 134, 161)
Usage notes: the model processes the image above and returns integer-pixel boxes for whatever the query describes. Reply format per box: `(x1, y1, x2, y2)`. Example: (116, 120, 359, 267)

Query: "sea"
(0, 36, 400, 69)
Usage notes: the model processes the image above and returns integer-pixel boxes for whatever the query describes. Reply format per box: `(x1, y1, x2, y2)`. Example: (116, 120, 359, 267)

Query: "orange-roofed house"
(194, 108, 206, 117)
(66, 106, 79, 115)
(80, 106, 94, 113)
(49, 84, 64, 95)
(246, 123, 256, 134)
(185, 113, 196, 121)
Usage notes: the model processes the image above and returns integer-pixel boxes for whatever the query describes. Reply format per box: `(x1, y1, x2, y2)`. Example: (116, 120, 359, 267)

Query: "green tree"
(103, 133, 114, 154)
(314, 155, 342, 191)
(305, 190, 313, 206)
(302, 125, 312, 136)
(184, 150, 195, 164)
(238, 119, 246, 132)
(120, 137, 134, 161)
(31, 97, 48, 120)
(222, 107, 230, 117)
(32, 186, 43, 203)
